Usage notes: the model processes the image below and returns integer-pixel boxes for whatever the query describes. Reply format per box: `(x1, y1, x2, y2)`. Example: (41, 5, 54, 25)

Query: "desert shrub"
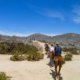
(0, 42, 38, 54)
(62, 47, 79, 55)
(0, 43, 8, 54)
(10, 44, 43, 61)
(27, 50, 44, 61)
(0, 42, 17, 54)
(69, 43, 74, 46)
(26, 47, 44, 61)
(0, 72, 11, 80)
(10, 51, 26, 61)
(63, 54, 72, 61)
(59, 43, 63, 46)
(23, 45, 38, 54)
(0, 42, 44, 61)
(72, 51, 79, 55)
(11, 43, 38, 54)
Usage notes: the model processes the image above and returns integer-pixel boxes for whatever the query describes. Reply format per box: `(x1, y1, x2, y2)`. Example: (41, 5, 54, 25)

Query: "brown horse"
(49, 51, 55, 65)
(45, 47, 50, 54)
(54, 56, 65, 80)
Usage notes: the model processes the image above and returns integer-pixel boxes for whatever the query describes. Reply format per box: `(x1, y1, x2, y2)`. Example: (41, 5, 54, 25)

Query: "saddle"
(45, 47, 49, 51)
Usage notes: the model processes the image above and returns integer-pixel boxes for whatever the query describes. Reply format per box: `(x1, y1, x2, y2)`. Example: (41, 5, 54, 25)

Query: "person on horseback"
(47, 44, 54, 58)
(44, 43, 49, 49)
(50, 42, 62, 67)
(46, 43, 49, 48)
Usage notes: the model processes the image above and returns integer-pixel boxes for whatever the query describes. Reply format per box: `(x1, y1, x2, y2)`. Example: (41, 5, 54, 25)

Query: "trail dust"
(0, 40, 80, 80)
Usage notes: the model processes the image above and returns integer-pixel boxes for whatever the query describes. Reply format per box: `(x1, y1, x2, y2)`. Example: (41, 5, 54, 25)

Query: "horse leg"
(58, 64, 62, 75)
(50, 57, 51, 65)
(46, 51, 48, 54)
(46, 51, 47, 54)
(47, 51, 49, 55)
(55, 60, 58, 75)
(55, 59, 59, 80)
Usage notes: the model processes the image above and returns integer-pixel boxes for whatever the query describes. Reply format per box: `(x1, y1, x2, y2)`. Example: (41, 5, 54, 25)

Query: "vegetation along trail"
(0, 40, 80, 80)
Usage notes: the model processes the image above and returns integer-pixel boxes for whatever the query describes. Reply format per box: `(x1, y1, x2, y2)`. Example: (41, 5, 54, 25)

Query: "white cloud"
(0, 31, 58, 37)
(72, 5, 80, 15)
(0, 31, 32, 37)
(73, 17, 80, 23)
(44, 33, 58, 36)
(27, 4, 64, 20)
(45, 9, 64, 20)
(37, 9, 64, 20)
(72, 5, 80, 23)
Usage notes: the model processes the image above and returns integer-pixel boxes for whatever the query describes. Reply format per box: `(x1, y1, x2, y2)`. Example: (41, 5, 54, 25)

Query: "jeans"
(51, 55, 55, 66)
(47, 52, 50, 57)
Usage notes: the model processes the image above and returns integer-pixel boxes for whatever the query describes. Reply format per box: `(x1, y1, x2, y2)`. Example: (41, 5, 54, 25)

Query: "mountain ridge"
(0, 33, 80, 48)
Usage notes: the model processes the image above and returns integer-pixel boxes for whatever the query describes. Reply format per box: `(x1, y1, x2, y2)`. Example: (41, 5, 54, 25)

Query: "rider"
(50, 42, 62, 67)
(47, 44, 54, 58)
(46, 43, 49, 48)
(44, 43, 49, 50)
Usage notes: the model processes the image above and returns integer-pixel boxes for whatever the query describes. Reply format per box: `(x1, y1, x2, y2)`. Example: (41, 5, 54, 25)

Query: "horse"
(49, 51, 55, 65)
(54, 56, 65, 80)
(45, 47, 50, 54)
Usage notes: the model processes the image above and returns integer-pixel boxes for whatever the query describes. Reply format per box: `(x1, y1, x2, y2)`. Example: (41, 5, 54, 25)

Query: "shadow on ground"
(50, 69, 63, 80)
(46, 62, 50, 66)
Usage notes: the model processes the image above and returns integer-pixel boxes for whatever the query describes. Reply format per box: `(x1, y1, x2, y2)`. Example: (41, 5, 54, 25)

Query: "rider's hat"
(51, 44, 53, 46)
(56, 42, 59, 44)
(47, 43, 48, 45)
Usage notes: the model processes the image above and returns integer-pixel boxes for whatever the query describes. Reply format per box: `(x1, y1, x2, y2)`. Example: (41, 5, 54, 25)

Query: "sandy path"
(0, 40, 80, 80)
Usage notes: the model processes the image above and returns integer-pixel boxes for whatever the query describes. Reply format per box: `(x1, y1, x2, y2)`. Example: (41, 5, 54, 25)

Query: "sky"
(0, 0, 80, 37)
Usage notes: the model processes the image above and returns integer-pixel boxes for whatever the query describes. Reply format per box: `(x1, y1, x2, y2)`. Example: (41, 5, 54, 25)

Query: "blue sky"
(0, 0, 80, 36)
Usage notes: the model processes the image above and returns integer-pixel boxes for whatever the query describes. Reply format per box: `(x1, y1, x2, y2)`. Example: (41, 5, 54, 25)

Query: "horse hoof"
(56, 76, 59, 80)
(50, 65, 53, 68)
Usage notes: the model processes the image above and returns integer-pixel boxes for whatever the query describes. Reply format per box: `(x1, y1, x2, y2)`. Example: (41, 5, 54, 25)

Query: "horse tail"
(58, 58, 65, 65)
(58, 59, 62, 65)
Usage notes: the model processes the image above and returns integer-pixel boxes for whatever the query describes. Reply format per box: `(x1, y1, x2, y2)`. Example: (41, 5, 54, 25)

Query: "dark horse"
(45, 47, 49, 55)
(44, 44, 50, 54)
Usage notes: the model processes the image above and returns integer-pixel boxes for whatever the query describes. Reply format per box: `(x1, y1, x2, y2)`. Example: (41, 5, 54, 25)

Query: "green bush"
(0, 42, 44, 61)
(72, 51, 79, 55)
(62, 47, 79, 55)
(63, 54, 72, 61)
(69, 43, 74, 46)
(0, 43, 8, 54)
(26, 50, 44, 61)
(0, 72, 11, 80)
(10, 44, 44, 61)
(10, 51, 26, 61)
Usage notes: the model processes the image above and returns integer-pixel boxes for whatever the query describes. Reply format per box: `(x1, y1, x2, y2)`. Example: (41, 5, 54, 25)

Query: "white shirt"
(50, 47, 54, 52)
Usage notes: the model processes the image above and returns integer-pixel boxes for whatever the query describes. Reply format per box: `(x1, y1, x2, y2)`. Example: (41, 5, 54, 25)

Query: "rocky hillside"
(0, 33, 80, 49)
(0, 35, 32, 44)
(28, 33, 80, 49)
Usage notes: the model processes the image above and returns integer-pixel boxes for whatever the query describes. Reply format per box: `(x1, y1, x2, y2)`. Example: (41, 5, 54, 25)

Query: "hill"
(0, 33, 80, 48)
(0, 35, 31, 44)
(28, 33, 80, 48)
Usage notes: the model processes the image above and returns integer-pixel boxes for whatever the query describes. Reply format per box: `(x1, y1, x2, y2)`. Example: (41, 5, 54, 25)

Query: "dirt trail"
(0, 40, 80, 80)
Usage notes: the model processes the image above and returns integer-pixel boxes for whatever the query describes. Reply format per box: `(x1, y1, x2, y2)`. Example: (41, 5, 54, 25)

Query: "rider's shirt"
(50, 47, 54, 52)
(54, 46, 61, 55)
